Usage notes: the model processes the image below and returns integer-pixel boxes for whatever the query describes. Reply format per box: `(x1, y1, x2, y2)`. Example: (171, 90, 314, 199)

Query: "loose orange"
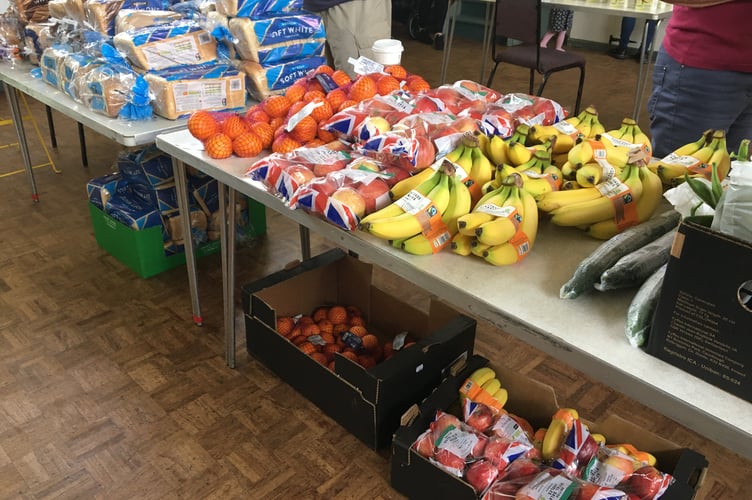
(188, 110, 219, 140)
(348, 325, 368, 337)
(338, 99, 358, 112)
(289, 115, 318, 143)
(262, 94, 292, 118)
(250, 121, 274, 150)
(326, 88, 347, 111)
(310, 352, 327, 365)
(285, 83, 307, 103)
(309, 98, 333, 122)
(314, 64, 334, 75)
(361, 334, 379, 350)
(384, 65, 408, 80)
(348, 75, 377, 102)
(299, 342, 317, 355)
(205, 133, 233, 159)
(317, 319, 334, 335)
(272, 133, 302, 154)
(232, 132, 263, 158)
(222, 114, 249, 140)
(377, 75, 400, 96)
(331, 69, 352, 87)
(303, 89, 327, 103)
(276, 316, 295, 336)
(327, 305, 348, 325)
(312, 306, 329, 322)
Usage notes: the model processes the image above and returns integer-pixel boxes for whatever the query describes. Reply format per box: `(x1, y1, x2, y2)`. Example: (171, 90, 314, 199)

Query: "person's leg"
(540, 31, 555, 48)
(645, 20, 658, 53)
(619, 17, 636, 49)
(554, 30, 567, 51)
(322, 0, 391, 77)
(648, 47, 752, 157)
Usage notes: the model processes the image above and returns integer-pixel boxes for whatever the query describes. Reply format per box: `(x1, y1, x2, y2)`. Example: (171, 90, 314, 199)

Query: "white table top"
(542, 0, 674, 20)
(0, 60, 187, 147)
(156, 128, 752, 460)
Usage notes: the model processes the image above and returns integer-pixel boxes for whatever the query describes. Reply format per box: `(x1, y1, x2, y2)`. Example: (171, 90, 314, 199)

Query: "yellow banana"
(507, 141, 535, 166)
(454, 143, 475, 176)
(442, 173, 473, 234)
(541, 408, 579, 461)
(605, 122, 629, 140)
(364, 173, 451, 240)
(482, 186, 538, 265)
(475, 189, 524, 246)
(477, 132, 491, 159)
(575, 112, 593, 138)
(589, 115, 606, 138)
(457, 211, 496, 236)
(587, 166, 663, 239)
(560, 160, 579, 180)
(671, 129, 712, 157)
(560, 180, 581, 190)
(388, 163, 440, 201)
(690, 134, 720, 164)
(363, 172, 441, 225)
(444, 143, 465, 163)
(655, 160, 688, 186)
(492, 387, 509, 408)
(536, 185, 603, 212)
(631, 123, 653, 154)
(469, 146, 495, 193)
(520, 171, 559, 199)
(495, 163, 518, 186)
(487, 134, 509, 166)
(575, 162, 604, 188)
(707, 131, 731, 180)
(567, 137, 594, 166)
(471, 240, 492, 257)
(451, 232, 475, 256)
(481, 377, 502, 395)
(469, 367, 496, 386)
(596, 137, 630, 169)
(550, 164, 644, 227)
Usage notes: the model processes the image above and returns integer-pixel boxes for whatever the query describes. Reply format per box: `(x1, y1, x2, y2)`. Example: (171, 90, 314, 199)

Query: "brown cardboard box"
(242, 248, 477, 449)
(648, 217, 752, 402)
(391, 355, 707, 499)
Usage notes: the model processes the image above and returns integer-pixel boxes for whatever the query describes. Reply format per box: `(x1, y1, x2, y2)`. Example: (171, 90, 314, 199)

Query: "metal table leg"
(479, 1, 494, 84)
(439, 0, 461, 85)
(632, 19, 662, 122)
(299, 225, 311, 260)
(4, 83, 38, 202)
(45, 105, 56, 148)
(78, 123, 88, 167)
(219, 184, 237, 368)
(172, 156, 203, 326)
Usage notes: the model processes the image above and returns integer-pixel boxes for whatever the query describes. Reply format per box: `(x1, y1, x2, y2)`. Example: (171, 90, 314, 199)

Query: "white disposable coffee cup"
(371, 39, 404, 65)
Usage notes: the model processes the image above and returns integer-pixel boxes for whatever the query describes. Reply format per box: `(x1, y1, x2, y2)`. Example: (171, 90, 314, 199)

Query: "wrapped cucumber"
(559, 209, 681, 299)
(625, 263, 667, 348)
(594, 229, 676, 292)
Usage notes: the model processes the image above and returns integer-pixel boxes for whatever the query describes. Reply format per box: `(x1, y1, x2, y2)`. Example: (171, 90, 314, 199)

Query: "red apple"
(620, 465, 670, 499)
(412, 135, 437, 170)
(380, 166, 411, 187)
(412, 430, 435, 459)
(483, 436, 512, 468)
(576, 435, 601, 465)
(434, 448, 465, 472)
(500, 458, 541, 481)
(466, 404, 495, 433)
(313, 161, 346, 177)
(308, 177, 339, 197)
(465, 459, 498, 494)
(331, 187, 366, 219)
(430, 412, 462, 441)
(285, 164, 316, 187)
(355, 177, 390, 214)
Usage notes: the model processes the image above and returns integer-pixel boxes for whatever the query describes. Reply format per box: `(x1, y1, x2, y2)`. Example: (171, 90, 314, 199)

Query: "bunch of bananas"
(361, 162, 472, 255)
(650, 129, 731, 186)
(538, 160, 664, 240)
(564, 105, 605, 139)
(450, 174, 538, 265)
(444, 132, 495, 204)
(605, 117, 652, 153)
(527, 122, 580, 155)
(541, 408, 579, 461)
(482, 150, 563, 199)
(458, 366, 509, 413)
(559, 135, 642, 191)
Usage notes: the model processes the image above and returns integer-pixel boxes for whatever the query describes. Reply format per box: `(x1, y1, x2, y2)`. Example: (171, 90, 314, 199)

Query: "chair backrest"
(494, 0, 541, 46)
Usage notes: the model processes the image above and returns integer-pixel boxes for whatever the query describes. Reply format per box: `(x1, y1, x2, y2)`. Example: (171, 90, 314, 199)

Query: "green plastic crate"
(89, 199, 267, 279)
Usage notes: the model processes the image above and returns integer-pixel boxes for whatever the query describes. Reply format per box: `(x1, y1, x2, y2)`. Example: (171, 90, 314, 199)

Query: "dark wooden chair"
(486, 0, 585, 115)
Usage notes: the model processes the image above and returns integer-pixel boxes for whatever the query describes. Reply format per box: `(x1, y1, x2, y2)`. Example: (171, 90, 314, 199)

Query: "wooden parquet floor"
(1, 23, 750, 499)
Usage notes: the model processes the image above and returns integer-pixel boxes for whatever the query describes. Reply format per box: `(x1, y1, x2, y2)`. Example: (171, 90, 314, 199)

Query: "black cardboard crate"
(242, 248, 477, 450)
(391, 355, 707, 500)
(648, 217, 752, 403)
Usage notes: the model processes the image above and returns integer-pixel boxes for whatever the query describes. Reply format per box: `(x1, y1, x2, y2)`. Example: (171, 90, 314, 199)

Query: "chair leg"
(574, 67, 585, 116)
(486, 62, 500, 88)
(528, 70, 535, 95)
(536, 73, 551, 97)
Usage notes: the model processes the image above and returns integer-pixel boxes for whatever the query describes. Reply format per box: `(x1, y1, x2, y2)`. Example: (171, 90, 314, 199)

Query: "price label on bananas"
(396, 190, 432, 214)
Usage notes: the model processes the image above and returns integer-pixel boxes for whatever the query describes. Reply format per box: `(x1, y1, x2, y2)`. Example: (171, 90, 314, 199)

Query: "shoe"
(609, 47, 628, 60)
(433, 34, 444, 51)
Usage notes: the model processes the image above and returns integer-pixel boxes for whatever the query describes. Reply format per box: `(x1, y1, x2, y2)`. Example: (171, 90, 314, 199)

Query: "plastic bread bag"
(711, 159, 752, 244)
(12, 0, 50, 25)
(115, 9, 183, 34)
